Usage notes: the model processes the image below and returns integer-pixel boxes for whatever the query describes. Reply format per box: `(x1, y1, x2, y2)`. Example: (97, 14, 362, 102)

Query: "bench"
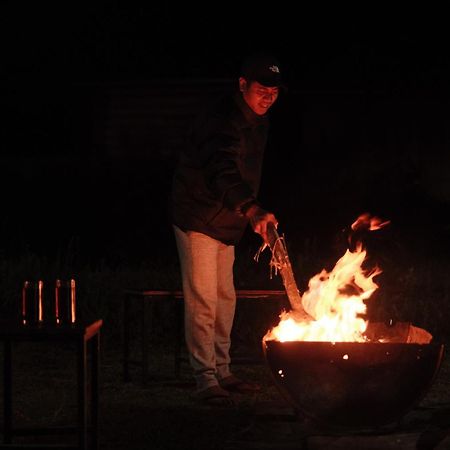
(122, 289, 287, 383)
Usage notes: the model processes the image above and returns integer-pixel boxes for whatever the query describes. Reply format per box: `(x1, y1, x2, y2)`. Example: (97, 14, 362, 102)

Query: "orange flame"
(351, 212, 390, 231)
(265, 216, 385, 343)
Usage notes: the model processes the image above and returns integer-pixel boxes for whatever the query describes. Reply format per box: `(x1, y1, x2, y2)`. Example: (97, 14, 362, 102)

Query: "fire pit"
(263, 322, 444, 429)
(261, 214, 445, 430)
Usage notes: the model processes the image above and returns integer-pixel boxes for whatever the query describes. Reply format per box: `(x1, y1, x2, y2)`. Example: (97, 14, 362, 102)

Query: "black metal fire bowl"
(262, 323, 444, 430)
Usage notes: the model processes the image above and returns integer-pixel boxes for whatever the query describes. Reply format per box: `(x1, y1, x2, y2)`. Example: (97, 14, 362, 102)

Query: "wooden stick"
(267, 223, 313, 321)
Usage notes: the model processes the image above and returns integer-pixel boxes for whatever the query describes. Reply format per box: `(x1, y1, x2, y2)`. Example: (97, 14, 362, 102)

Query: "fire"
(264, 214, 385, 343)
(351, 212, 390, 231)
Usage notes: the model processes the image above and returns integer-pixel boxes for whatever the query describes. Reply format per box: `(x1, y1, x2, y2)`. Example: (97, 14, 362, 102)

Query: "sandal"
(219, 375, 261, 394)
(196, 385, 235, 407)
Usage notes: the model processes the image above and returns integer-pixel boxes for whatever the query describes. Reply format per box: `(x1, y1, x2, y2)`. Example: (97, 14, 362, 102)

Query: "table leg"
(91, 333, 100, 450)
(3, 341, 12, 444)
(123, 294, 131, 382)
(174, 297, 183, 378)
(142, 298, 149, 384)
(77, 338, 88, 450)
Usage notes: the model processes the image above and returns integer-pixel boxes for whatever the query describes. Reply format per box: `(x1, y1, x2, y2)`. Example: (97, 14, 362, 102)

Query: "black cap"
(240, 52, 284, 88)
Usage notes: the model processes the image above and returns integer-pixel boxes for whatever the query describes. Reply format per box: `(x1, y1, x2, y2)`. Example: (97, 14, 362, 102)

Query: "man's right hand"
(245, 204, 278, 244)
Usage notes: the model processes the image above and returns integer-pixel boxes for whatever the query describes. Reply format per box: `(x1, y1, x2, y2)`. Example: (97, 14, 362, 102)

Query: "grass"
(1, 220, 450, 448)
(1, 337, 449, 449)
(2, 223, 450, 347)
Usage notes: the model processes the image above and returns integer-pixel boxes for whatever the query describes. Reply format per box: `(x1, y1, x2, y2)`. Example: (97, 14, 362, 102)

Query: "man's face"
(240, 78, 279, 116)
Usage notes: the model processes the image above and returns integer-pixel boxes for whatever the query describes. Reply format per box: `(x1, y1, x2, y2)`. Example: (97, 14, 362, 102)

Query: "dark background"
(2, 12, 450, 448)
(2, 5, 450, 278)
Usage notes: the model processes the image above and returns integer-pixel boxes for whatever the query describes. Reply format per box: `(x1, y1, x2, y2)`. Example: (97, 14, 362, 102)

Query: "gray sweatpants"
(173, 225, 236, 391)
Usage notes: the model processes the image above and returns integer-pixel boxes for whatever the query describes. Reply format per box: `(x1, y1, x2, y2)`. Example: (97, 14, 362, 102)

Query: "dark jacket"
(170, 91, 269, 245)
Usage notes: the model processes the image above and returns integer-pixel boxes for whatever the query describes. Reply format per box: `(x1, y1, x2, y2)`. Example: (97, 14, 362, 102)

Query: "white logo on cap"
(269, 65, 280, 73)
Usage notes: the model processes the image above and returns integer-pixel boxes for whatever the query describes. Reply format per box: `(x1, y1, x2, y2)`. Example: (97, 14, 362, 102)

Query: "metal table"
(1, 319, 102, 450)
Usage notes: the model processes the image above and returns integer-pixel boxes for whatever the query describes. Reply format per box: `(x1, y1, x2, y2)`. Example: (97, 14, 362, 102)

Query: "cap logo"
(269, 65, 280, 73)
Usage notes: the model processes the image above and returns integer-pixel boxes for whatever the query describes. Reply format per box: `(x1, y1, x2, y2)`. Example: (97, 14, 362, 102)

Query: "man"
(170, 52, 283, 405)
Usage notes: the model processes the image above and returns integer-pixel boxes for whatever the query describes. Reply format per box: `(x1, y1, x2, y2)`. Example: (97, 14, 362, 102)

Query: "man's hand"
(245, 204, 278, 243)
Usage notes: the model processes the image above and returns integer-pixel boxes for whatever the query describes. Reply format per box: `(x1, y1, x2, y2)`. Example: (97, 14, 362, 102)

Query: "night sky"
(5, 5, 449, 84)
(3, 5, 450, 268)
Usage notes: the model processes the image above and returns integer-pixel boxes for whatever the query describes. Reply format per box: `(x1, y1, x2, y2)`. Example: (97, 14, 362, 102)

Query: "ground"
(1, 339, 450, 449)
